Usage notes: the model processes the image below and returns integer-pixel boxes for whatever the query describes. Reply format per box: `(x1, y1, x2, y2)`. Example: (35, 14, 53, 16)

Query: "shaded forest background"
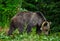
(0, 0, 60, 32)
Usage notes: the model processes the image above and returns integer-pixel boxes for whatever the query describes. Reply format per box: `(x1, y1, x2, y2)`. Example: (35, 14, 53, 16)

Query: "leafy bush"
(0, 0, 22, 27)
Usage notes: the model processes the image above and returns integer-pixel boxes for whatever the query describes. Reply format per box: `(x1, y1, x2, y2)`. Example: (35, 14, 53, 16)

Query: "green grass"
(0, 27, 60, 41)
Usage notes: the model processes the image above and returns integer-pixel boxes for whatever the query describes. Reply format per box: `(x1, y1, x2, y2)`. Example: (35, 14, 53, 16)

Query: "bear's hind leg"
(8, 21, 16, 35)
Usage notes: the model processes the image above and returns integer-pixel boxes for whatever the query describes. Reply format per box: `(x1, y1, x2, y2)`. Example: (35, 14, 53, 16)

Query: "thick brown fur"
(8, 11, 50, 35)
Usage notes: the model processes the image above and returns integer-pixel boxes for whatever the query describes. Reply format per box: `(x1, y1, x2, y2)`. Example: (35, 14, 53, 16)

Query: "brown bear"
(8, 11, 51, 35)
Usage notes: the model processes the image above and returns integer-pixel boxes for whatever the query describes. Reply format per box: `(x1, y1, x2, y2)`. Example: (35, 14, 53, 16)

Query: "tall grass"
(0, 27, 60, 41)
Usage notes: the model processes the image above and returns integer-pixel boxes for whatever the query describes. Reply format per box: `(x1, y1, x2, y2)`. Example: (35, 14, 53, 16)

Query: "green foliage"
(0, 0, 60, 41)
(0, 0, 60, 31)
(0, 28, 60, 41)
(0, 0, 22, 27)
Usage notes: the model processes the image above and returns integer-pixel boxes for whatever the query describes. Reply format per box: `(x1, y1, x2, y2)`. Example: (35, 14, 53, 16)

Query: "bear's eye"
(45, 29, 48, 31)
